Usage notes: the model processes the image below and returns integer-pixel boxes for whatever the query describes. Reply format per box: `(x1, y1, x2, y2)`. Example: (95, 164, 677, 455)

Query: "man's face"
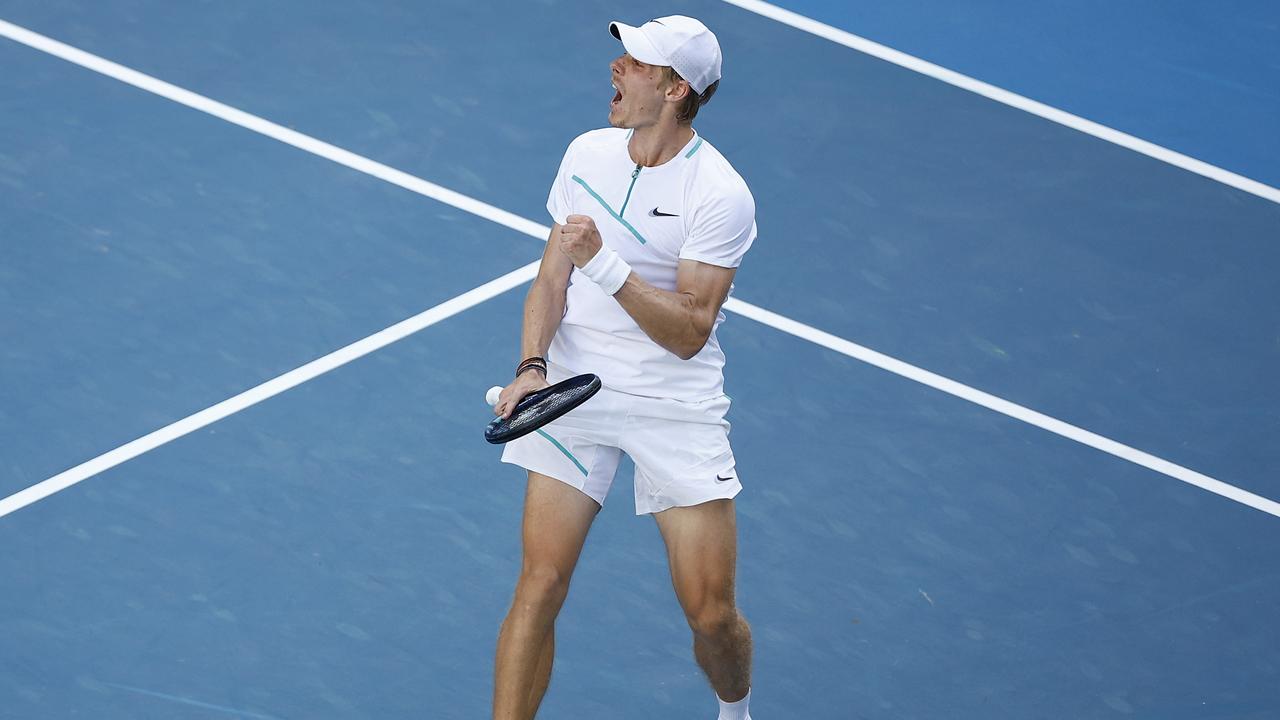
(609, 53, 669, 128)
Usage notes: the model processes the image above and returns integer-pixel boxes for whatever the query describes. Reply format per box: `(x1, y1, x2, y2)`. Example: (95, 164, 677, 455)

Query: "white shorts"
(500, 367, 742, 515)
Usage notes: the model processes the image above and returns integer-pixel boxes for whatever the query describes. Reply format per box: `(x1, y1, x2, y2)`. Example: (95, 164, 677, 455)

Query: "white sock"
(717, 688, 751, 720)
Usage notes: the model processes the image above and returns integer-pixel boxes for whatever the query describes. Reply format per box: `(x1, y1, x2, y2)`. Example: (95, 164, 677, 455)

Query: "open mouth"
(611, 82, 623, 108)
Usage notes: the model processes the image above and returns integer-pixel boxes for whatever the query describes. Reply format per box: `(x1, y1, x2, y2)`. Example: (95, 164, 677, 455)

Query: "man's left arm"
(614, 258, 734, 360)
(559, 215, 736, 360)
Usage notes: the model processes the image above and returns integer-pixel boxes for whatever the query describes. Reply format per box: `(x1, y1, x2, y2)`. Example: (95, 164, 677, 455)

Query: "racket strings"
(508, 385, 592, 432)
(486, 374, 601, 444)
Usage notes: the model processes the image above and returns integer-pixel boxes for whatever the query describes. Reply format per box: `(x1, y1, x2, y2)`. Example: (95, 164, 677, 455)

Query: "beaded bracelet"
(516, 356, 547, 378)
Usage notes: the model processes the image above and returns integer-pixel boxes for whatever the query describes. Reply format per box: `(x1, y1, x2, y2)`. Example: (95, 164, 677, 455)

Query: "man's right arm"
(494, 224, 573, 418)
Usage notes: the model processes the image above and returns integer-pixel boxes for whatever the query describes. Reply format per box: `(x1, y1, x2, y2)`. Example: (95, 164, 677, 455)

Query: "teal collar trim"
(536, 429, 589, 476)
(684, 137, 704, 159)
(571, 175, 648, 245)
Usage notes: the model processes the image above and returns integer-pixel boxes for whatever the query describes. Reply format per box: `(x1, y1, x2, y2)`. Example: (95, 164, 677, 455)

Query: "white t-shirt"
(545, 127, 757, 401)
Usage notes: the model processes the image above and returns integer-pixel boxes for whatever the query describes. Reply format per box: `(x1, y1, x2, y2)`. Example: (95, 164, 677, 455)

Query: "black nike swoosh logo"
(716, 475, 734, 483)
(649, 208, 679, 217)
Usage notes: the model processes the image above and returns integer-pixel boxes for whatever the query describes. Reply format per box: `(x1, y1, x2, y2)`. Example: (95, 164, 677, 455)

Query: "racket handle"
(486, 386, 504, 407)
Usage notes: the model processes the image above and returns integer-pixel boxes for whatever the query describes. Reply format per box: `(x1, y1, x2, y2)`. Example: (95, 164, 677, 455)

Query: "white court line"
(725, 299, 1280, 519)
(0, 262, 539, 519)
(720, 0, 1280, 206)
(1, 18, 1275, 520)
(0, 19, 548, 242)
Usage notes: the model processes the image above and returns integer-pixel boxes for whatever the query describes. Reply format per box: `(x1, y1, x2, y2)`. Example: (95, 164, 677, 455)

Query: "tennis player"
(491, 16, 757, 720)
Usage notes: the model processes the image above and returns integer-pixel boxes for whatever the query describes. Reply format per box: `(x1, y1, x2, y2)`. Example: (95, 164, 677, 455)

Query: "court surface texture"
(2, 1, 1278, 718)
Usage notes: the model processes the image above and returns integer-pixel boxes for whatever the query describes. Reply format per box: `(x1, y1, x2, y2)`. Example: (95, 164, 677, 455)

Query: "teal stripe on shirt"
(571, 175, 647, 245)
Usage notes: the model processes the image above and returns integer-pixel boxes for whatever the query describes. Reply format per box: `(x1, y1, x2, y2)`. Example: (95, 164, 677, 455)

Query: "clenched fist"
(559, 214, 604, 268)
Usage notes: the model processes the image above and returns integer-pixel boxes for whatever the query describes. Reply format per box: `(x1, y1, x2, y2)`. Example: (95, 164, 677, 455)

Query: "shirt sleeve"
(678, 184, 757, 269)
(546, 139, 577, 226)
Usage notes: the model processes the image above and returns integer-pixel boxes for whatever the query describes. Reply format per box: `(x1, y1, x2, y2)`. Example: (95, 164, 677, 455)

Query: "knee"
(686, 601, 740, 640)
(514, 563, 571, 608)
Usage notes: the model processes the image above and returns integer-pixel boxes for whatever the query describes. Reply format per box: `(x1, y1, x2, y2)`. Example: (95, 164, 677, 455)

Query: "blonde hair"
(662, 67, 718, 124)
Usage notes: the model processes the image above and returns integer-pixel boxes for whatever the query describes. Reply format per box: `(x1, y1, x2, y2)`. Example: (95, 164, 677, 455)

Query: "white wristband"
(579, 246, 631, 296)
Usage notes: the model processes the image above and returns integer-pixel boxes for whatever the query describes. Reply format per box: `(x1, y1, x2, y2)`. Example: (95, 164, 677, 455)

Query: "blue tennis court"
(2, 1, 1278, 718)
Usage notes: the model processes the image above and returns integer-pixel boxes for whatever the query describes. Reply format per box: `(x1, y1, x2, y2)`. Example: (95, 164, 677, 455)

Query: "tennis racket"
(484, 373, 602, 444)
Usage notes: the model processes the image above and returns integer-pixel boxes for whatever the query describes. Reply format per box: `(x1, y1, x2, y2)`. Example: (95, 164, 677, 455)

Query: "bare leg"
(526, 628, 554, 712)
(654, 498, 753, 702)
(493, 472, 600, 719)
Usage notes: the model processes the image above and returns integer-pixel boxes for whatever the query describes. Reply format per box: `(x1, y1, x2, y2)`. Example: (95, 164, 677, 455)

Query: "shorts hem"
(636, 481, 742, 516)
(499, 455, 605, 507)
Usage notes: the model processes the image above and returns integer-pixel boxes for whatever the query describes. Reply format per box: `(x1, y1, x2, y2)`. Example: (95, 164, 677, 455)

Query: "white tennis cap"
(609, 16, 722, 94)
